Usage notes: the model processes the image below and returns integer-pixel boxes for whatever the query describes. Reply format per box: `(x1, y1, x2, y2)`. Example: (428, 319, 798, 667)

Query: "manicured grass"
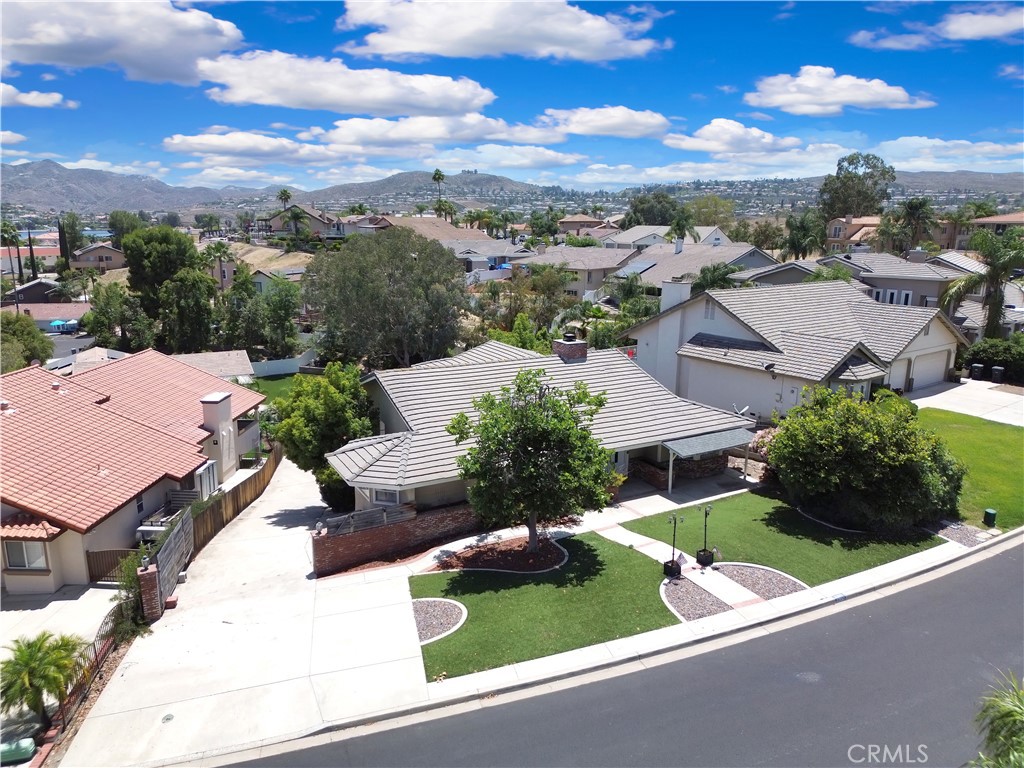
(623, 491, 940, 588)
(918, 408, 1024, 530)
(411, 533, 676, 680)
(253, 374, 300, 404)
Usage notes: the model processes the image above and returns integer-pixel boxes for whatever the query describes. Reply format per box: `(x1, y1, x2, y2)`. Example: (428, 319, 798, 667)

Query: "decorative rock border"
(714, 563, 808, 599)
(413, 598, 467, 645)
(660, 577, 732, 623)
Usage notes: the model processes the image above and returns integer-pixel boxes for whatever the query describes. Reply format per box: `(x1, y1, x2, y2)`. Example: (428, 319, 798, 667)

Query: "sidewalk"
(59, 463, 1021, 768)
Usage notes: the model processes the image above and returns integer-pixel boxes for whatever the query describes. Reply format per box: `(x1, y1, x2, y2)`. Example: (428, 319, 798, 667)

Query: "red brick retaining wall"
(311, 504, 482, 577)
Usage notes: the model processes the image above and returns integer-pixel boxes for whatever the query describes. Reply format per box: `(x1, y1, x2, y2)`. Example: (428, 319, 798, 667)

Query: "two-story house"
(70, 243, 125, 273)
(517, 246, 639, 297)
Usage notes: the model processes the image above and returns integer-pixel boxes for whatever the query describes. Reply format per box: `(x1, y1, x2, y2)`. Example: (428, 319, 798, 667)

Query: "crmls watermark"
(848, 744, 929, 764)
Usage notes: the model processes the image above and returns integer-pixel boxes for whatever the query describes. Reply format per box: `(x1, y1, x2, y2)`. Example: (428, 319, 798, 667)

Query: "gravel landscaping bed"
(663, 577, 732, 622)
(715, 564, 806, 599)
(413, 599, 466, 643)
(925, 520, 991, 548)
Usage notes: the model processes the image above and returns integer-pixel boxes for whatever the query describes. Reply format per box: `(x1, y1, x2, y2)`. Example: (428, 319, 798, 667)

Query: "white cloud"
(309, 164, 410, 185)
(39, 73, 57, 81)
(871, 135, 1024, 172)
(305, 114, 561, 147)
(0, 130, 28, 145)
(737, 111, 774, 121)
(537, 106, 670, 138)
(427, 144, 587, 169)
(0, 82, 78, 108)
(716, 85, 738, 94)
(163, 130, 341, 166)
(998, 63, 1024, 80)
(336, 0, 671, 62)
(63, 153, 169, 176)
(197, 50, 495, 116)
(1, 1, 243, 84)
(744, 65, 936, 116)
(181, 166, 294, 187)
(663, 119, 802, 153)
(850, 3, 1024, 50)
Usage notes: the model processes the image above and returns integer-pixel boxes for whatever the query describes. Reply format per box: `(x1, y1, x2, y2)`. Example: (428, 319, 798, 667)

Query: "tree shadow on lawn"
(754, 489, 934, 551)
(439, 536, 605, 598)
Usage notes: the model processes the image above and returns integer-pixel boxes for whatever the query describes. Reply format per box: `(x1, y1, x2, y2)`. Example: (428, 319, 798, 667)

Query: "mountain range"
(2, 160, 1021, 215)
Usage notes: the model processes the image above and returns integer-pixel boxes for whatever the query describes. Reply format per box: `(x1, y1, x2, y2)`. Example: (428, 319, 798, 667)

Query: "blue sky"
(1, 1, 1022, 191)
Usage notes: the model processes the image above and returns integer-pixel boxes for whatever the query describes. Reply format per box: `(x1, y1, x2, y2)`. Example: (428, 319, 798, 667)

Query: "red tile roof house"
(0, 350, 264, 594)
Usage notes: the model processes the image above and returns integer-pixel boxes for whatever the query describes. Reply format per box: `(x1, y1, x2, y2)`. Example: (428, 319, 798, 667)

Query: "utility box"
(992, 366, 1005, 384)
(971, 364, 984, 380)
(983, 508, 998, 527)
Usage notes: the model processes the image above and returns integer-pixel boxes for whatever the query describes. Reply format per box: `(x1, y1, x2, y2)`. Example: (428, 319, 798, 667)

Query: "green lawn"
(918, 408, 1024, 530)
(253, 374, 300, 404)
(411, 533, 676, 680)
(622, 491, 940, 588)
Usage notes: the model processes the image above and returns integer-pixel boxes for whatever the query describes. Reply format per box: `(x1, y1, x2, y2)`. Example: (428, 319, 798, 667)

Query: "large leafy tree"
(219, 262, 266, 354)
(272, 362, 374, 508)
(107, 210, 145, 249)
(751, 220, 785, 252)
(84, 282, 125, 348)
(689, 195, 734, 227)
(487, 312, 551, 353)
(621, 190, 682, 229)
(124, 225, 203, 319)
(263, 277, 301, 358)
(803, 264, 853, 283)
(766, 387, 965, 532)
(818, 152, 896, 222)
(61, 212, 86, 255)
(158, 268, 217, 353)
(527, 206, 562, 238)
(304, 227, 468, 368)
(1, 631, 88, 731)
(942, 226, 1024, 339)
(447, 368, 617, 552)
(0, 310, 55, 372)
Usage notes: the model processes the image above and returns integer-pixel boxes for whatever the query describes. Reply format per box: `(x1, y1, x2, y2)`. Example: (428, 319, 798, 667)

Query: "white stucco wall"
(681, 298, 761, 343)
(631, 310, 687, 393)
(681, 359, 813, 421)
(889, 319, 958, 389)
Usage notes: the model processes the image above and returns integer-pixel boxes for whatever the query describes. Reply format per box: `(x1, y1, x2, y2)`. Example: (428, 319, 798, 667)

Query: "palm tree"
(346, 203, 368, 216)
(435, 199, 456, 223)
(286, 206, 308, 237)
(202, 240, 233, 292)
(689, 262, 742, 295)
(972, 670, 1024, 767)
(872, 212, 912, 255)
(51, 272, 84, 303)
(1, 220, 24, 283)
(943, 206, 975, 251)
(941, 226, 1024, 339)
(668, 205, 699, 243)
(431, 168, 445, 207)
(609, 271, 648, 307)
(276, 188, 292, 210)
(1, 631, 89, 732)
(895, 197, 938, 249)
(781, 210, 826, 261)
(559, 300, 608, 339)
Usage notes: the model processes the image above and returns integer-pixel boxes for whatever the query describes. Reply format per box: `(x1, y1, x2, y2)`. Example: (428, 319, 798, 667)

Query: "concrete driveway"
(1, 585, 115, 662)
(61, 459, 426, 768)
(909, 378, 1024, 427)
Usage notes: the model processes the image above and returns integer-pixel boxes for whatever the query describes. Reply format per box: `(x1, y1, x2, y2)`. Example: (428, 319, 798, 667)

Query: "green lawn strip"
(917, 408, 1024, 530)
(411, 533, 676, 680)
(622, 491, 940, 588)
(253, 374, 299, 403)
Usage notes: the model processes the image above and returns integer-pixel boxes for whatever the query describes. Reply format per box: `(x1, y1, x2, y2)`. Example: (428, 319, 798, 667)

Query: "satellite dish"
(733, 404, 749, 416)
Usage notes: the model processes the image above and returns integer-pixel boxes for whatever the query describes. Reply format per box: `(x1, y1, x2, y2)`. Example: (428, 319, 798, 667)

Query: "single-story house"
(627, 280, 966, 424)
(0, 246, 62, 272)
(613, 242, 776, 290)
(558, 213, 605, 235)
(326, 340, 755, 512)
(0, 350, 264, 594)
(604, 225, 671, 251)
(171, 350, 255, 382)
(267, 204, 337, 238)
(516, 246, 640, 298)
(44, 346, 129, 376)
(3, 302, 91, 332)
(440, 239, 535, 272)
(2, 278, 61, 305)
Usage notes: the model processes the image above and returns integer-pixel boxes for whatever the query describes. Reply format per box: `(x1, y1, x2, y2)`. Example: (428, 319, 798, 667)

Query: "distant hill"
(803, 170, 1024, 195)
(298, 171, 542, 205)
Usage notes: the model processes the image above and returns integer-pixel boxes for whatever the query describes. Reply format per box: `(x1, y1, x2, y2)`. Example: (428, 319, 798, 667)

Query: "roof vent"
(843, 254, 852, 260)
(712, 236, 721, 247)
(563, 332, 577, 342)
(51, 381, 61, 391)
(0, 400, 11, 411)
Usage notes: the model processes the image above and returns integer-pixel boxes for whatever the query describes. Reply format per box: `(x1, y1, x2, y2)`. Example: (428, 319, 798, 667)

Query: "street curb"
(168, 526, 1023, 768)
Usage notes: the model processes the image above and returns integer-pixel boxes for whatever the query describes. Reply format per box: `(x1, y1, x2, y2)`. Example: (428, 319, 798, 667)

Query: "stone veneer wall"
(631, 454, 729, 489)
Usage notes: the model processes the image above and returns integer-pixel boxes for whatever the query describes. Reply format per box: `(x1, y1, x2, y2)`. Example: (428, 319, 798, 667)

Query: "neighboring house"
(330, 214, 492, 243)
(825, 216, 881, 253)
(45, 347, 129, 376)
(627, 281, 965, 423)
(604, 225, 671, 251)
(2, 278, 61, 305)
(440, 239, 535, 272)
(0, 246, 62, 272)
(326, 340, 754, 512)
(171, 350, 255, 383)
(729, 261, 819, 286)
(558, 213, 605, 235)
(4, 302, 91, 332)
(0, 350, 265, 594)
(70, 242, 125, 273)
(950, 300, 1024, 343)
(268, 204, 337, 238)
(817, 251, 962, 309)
(517, 246, 639, 297)
(957, 211, 1024, 249)
(614, 242, 776, 290)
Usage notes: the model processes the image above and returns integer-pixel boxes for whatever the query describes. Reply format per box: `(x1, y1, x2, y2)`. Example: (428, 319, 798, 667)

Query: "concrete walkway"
(59, 460, 1020, 768)
(909, 378, 1024, 427)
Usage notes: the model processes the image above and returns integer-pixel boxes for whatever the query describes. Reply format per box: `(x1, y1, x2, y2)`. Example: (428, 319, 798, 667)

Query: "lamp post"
(663, 512, 683, 577)
(696, 504, 714, 567)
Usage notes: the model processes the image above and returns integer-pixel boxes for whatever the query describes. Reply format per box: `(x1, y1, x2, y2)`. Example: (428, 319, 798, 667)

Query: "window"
(373, 489, 398, 505)
(221, 269, 227, 279)
(873, 289, 883, 303)
(831, 226, 842, 238)
(900, 291, 913, 306)
(136, 496, 145, 515)
(887, 290, 898, 304)
(704, 298, 715, 320)
(4, 541, 46, 570)
(565, 289, 578, 297)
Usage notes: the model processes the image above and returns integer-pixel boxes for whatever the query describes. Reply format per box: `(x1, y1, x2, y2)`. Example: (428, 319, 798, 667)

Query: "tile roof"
(0, 512, 65, 541)
(928, 251, 986, 275)
(439, 239, 534, 256)
(383, 216, 491, 241)
(559, 214, 604, 224)
(412, 340, 543, 369)
(972, 211, 1024, 225)
(517, 246, 636, 271)
(72, 349, 265, 443)
(729, 261, 816, 282)
(0, 365, 207, 533)
(6, 303, 92, 322)
(952, 300, 1024, 331)
(620, 243, 773, 285)
(606, 225, 671, 245)
(171, 350, 255, 379)
(820, 252, 961, 281)
(327, 348, 751, 490)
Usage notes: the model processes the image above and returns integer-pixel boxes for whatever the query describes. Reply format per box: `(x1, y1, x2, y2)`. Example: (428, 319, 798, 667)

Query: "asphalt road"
(239, 544, 1023, 768)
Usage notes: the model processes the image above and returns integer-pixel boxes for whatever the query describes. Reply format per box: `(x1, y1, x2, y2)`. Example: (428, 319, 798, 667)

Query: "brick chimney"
(552, 332, 588, 363)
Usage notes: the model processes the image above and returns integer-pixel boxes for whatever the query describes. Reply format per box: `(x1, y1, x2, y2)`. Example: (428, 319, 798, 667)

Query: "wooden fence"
(191, 443, 283, 554)
(86, 548, 136, 583)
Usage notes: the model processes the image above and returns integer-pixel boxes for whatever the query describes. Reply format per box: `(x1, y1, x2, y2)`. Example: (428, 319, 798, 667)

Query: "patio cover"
(662, 426, 756, 493)
(49, 320, 67, 327)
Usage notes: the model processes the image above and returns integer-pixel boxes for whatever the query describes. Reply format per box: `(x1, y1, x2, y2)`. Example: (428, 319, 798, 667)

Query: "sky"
(1, 0, 1022, 191)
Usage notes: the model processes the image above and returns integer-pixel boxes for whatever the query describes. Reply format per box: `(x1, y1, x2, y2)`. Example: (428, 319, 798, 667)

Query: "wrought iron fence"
(53, 600, 126, 732)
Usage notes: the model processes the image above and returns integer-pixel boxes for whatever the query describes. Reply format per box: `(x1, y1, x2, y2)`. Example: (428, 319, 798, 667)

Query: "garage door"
(910, 350, 949, 390)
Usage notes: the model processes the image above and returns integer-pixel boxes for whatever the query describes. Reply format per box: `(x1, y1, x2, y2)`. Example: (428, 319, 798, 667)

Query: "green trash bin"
(983, 508, 997, 527)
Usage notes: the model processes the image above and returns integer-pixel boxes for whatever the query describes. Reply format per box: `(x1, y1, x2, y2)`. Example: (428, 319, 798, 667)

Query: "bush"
(315, 466, 356, 511)
(766, 386, 965, 532)
(964, 335, 1024, 384)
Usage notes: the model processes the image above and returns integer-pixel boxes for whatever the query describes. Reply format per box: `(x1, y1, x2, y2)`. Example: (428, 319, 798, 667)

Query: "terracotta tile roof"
(6, 303, 92, 322)
(972, 211, 1024, 225)
(0, 365, 207, 533)
(0, 512, 65, 541)
(72, 349, 265, 443)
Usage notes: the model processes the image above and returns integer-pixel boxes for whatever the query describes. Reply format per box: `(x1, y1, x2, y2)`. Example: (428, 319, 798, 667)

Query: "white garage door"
(888, 358, 909, 390)
(911, 350, 949, 390)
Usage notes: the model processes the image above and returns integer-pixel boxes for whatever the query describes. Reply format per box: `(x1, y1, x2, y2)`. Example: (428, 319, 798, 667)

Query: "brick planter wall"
(311, 504, 481, 577)
(632, 454, 730, 489)
(138, 565, 162, 623)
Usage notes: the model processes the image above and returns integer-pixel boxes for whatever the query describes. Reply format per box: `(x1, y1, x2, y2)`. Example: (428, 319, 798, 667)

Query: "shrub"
(315, 466, 356, 511)
(766, 386, 965, 532)
(964, 335, 1024, 384)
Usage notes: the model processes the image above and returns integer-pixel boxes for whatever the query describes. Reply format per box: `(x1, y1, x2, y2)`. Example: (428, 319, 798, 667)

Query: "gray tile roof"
(928, 251, 986, 275)
(820, 252, 962, 281)
(412, 340, 543, 369)
(171, 350, 255, 379)
(952, 299, 1024, 331)
(729, 261, 816, 282)
(327, 348, 752, 490)
(623, 243, 773, 285)
(518, 246, 636, 271)
(440, 240, 534, 257)
(606, 225, 670, 245)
